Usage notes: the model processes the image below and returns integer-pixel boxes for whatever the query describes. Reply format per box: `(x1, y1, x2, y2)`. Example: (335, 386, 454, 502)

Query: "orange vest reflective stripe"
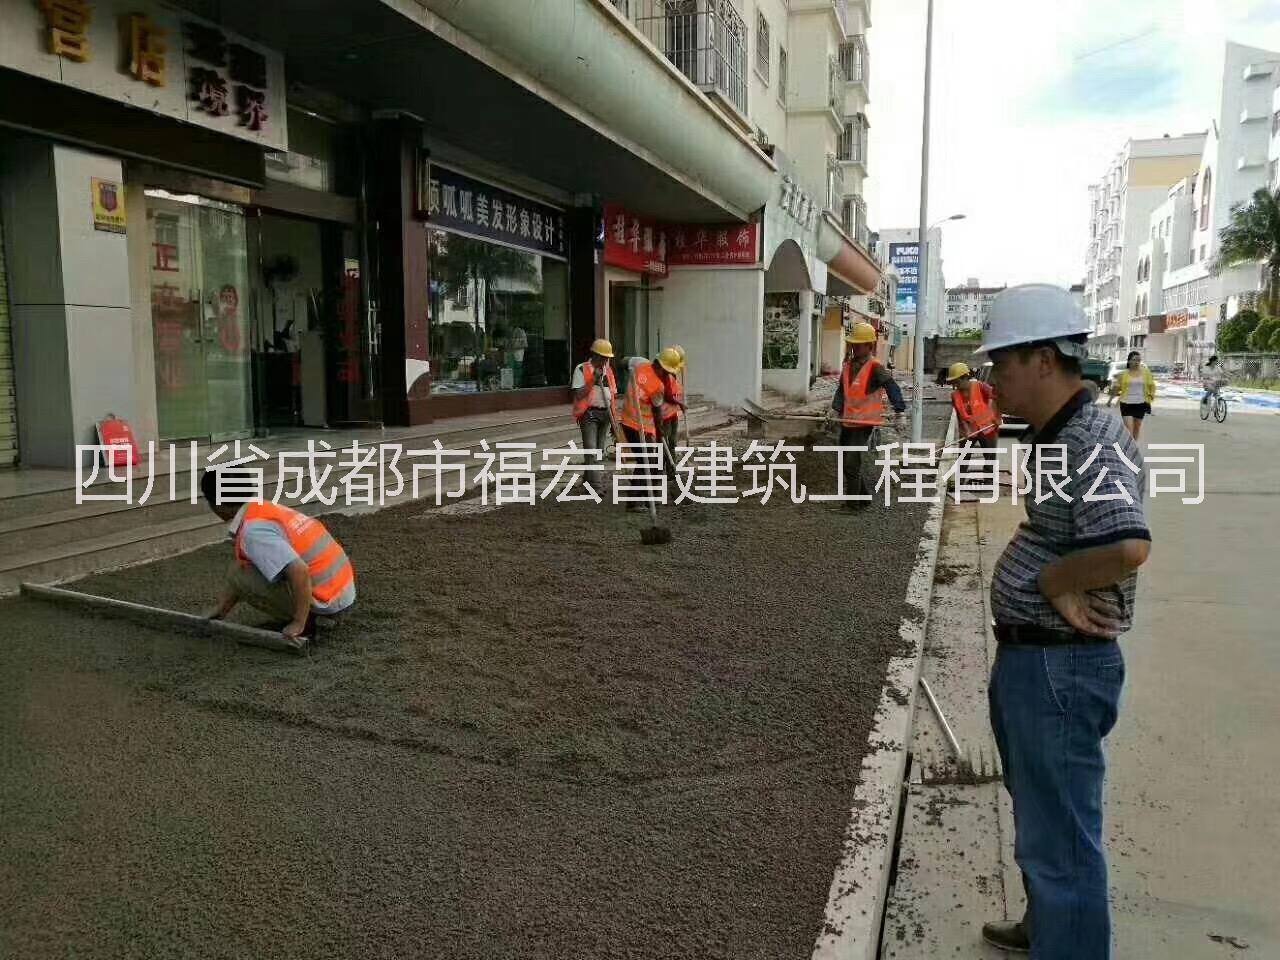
(841, 358, 886, 426)
(235, 502, 354, 606)
(620, 362, 665, 436)
(661, 374, 684, 423)
(954, 382, 999, 438)
(572, 362, 617, 422)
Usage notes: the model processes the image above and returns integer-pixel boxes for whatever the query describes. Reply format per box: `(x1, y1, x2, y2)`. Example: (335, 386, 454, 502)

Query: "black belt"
(994, 622, 1112, 646)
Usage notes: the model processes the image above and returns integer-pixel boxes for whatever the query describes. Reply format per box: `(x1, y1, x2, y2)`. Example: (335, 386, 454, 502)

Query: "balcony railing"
(828, 55, 845, 114)
(839, 35, 868, 89)
(841, 194, 869, 248)
(837, 114, 867, 164)
(629, 0, 750, 120)
(826, 155, 845, 214)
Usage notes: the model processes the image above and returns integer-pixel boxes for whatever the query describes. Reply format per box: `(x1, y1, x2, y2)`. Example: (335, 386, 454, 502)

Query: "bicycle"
(1200, 389, 1228, 423)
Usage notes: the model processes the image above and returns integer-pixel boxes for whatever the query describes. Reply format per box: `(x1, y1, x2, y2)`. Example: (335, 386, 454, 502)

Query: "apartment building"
(0, 0, 881, 467)
(1084, 133, 1205, 359)
(1132, 42, 1279, 366)
(944, 279, 1005, 335)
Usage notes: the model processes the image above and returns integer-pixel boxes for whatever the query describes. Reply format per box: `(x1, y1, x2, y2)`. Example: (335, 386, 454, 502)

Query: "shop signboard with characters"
(1, 0, 288, 151)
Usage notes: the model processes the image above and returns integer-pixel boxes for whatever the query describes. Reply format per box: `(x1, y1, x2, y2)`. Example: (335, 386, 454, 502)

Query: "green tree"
(1248, 315, 1280, 353)
(954, 327, 983, 340)
(1217, 309, 1261, 353)
(431, 235, 537, 363)
(1212, 188, 1280, 314)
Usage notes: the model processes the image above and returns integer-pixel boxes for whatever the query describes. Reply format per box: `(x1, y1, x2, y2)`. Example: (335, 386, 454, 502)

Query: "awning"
(817, 214, 881, 295)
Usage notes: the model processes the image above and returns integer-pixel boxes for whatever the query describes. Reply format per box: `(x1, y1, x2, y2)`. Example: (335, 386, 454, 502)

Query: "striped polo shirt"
(991, 389, 1151, 632)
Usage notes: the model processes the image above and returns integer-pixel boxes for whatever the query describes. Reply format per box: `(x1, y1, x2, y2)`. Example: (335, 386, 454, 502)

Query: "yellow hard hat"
(657, 347, 682, 374)
(589, 338, 614, 358)
(946, 361, 971, 382)
(845, 322, 877, 345)
(670, 344, 687, 369)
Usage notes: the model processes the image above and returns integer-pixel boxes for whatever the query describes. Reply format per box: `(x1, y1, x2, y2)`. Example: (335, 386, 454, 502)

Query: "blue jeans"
(989, 641, 1126, 960)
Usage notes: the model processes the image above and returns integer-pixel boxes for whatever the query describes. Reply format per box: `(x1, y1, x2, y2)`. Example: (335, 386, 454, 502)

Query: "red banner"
(604, 204, 668, 276)
(667, 222, 760, 267)
(604, 204, 762, 275)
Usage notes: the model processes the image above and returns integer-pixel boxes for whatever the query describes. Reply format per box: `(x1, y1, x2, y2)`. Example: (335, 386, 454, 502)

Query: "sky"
(867, 0, 1280, 289)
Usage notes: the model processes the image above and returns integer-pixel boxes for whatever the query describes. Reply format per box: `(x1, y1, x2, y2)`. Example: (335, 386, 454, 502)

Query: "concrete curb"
(810, 416, 954, 960)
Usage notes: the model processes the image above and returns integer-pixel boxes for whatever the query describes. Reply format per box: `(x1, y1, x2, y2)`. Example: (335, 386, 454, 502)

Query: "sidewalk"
(881, 403, 1280, 957)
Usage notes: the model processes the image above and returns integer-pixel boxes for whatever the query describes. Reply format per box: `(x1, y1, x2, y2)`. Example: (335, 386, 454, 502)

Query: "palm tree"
(1212, 187, 1280, 315)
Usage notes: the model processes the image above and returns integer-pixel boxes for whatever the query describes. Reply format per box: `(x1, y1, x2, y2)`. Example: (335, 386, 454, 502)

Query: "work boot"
(981, 920, 1030, 953)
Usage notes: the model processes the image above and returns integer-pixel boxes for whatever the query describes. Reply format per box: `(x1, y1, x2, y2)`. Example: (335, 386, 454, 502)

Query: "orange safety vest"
(235, 502, 355, 606)
(841, 358, 887, 427)
(953, 381, 999, 439)
(661, 373, 684, 423)
(572, 361, 617, 423)
(620, 361, 666, 437)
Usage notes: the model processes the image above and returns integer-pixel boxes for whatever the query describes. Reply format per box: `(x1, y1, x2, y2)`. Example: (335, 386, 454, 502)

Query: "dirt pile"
(0, 405, 952, 960)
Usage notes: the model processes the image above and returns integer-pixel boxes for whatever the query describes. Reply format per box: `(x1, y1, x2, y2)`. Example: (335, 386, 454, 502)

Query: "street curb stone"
(810, 414, 953, 960)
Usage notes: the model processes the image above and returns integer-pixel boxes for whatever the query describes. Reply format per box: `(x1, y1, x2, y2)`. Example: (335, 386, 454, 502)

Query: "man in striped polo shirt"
(976, 286, 1151, 959)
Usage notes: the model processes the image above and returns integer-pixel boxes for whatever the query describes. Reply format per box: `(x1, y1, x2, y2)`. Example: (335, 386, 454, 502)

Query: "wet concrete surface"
(1, 407, 950, 960)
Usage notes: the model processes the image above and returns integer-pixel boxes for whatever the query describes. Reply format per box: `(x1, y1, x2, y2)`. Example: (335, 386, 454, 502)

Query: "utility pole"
(911, 0, 935, 443)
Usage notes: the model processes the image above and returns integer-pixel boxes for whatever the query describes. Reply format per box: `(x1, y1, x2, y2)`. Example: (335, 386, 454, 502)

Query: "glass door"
(147, 192, 253, 441)
(197, 204, 253, 440)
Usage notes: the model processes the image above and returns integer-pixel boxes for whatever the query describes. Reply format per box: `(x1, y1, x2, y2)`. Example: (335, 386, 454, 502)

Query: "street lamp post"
(911, 0, 936, 443)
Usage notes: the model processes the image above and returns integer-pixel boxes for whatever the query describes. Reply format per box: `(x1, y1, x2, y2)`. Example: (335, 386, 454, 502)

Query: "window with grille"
(755, 12, 770, 82)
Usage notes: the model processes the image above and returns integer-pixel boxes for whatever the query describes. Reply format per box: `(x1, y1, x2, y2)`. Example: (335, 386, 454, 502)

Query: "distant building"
(876, 227, 944, 336)
(944, 279, 1006, 335)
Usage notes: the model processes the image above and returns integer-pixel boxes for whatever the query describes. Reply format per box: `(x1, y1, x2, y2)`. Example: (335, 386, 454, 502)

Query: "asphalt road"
(1104, 399, 1280, 957)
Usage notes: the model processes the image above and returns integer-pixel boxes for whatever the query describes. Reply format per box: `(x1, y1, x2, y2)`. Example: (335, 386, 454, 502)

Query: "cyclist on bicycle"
(1199, 355, 1228, 407)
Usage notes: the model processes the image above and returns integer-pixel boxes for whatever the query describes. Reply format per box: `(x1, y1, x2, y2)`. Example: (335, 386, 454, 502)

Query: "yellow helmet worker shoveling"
(589, 338, 615, 358)
(845, 322, 877, 345)
(946, 361, 971, 382)
(670, 344, 688, 370)
(657, 347, 682, 374)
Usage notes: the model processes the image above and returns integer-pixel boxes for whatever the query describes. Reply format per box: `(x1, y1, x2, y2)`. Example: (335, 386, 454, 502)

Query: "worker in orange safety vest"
(201, 470, 356, 644)
(571, 338, 620, 494)
(829, 322, 906, 510)
(658, 344, 687, 472)
(620, 348, 681, 442)
(945, 361, 1001, 448)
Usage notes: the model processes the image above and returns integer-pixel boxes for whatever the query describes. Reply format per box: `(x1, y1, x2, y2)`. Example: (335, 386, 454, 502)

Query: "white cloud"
(866, 0, 1280, 288)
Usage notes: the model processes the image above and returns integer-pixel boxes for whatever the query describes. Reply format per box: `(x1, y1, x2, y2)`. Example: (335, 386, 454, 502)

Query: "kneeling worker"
(201, 470, 356, 641)
(946, 361, 1001, 448)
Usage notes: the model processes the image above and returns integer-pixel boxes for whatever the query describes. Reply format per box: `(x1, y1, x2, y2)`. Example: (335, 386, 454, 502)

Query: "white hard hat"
(975, 283, 1091, 358)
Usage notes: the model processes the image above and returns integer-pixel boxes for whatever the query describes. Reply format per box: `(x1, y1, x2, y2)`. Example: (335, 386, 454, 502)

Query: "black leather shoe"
(981, 920, 1030, 953)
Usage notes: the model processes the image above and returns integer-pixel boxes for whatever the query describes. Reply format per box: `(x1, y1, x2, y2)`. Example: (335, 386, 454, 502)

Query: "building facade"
(944, 279, 1005, 336)
(1131, 43, 1278, 366)
(0, 0, 882, 468)
(1083, 133, 1205, 359)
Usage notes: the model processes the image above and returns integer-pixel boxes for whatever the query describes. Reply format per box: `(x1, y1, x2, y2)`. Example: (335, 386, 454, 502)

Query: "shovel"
(628, 373, 671, 546)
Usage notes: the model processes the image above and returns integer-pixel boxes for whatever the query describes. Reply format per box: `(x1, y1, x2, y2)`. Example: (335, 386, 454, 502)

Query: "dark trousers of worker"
(988, 641, 1125, 960)
(578, 409, 611, 495)
(838, 425, 875, 500)
(621, 425, 662, 507)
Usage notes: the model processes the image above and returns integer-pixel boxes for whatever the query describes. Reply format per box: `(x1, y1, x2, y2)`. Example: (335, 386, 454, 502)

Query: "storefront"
(0, 208, 15, 466)
(0, 0, 306, 463)
(423, 164, 572, 399)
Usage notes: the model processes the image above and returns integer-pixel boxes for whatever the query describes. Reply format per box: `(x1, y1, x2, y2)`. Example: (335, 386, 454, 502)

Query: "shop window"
(427, 230, 570, 393)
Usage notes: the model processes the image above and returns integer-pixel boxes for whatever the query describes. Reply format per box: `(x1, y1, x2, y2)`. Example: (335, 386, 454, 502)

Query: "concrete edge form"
(809, 492, 945, 960)
(19, 582, 304, 654)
